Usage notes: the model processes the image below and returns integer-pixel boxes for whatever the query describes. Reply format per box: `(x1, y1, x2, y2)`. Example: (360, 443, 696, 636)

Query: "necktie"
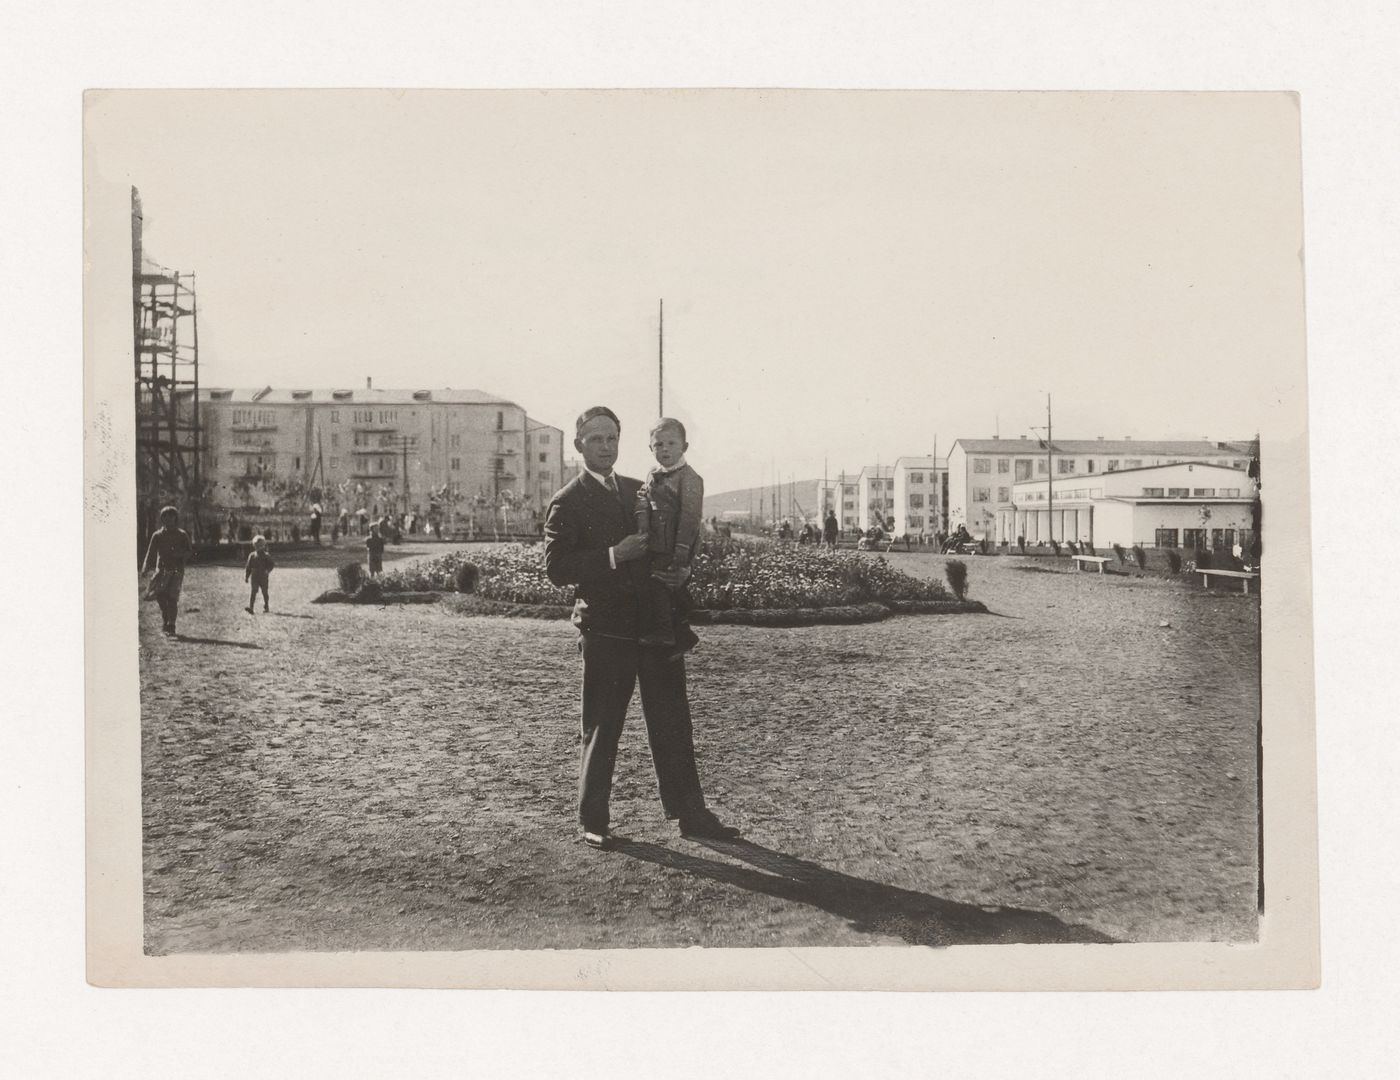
(603, 474, 617, 493)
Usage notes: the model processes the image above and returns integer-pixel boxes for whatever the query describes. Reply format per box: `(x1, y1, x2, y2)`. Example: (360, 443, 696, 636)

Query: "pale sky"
(90, 90, 1303, 492)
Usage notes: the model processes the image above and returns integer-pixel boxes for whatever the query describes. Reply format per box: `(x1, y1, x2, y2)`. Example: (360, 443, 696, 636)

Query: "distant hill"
(703, 479, 823, 523)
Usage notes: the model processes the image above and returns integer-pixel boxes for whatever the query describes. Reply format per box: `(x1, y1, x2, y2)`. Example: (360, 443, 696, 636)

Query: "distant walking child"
(142, 505, 194, 636)
(635, 418, 704, 652)
(244, 536, 274, 613)
(365, 523, 386, 577)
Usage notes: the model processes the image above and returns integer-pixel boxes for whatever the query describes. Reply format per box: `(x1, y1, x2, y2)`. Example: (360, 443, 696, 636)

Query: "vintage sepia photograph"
(83, 89, 1317, 989)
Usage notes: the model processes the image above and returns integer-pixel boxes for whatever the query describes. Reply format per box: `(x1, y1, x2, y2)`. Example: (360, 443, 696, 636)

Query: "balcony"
(227, 444, 276, 454)
(230, 422, 279, 432)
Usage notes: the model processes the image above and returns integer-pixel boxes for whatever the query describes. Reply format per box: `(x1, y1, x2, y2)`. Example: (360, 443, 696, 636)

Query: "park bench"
(1071, 554, 1110, 574)
(1195, 567, 1260, 594)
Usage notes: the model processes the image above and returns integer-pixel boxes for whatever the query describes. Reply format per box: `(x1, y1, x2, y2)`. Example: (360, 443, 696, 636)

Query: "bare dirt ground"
(139, 544, 1260, 952)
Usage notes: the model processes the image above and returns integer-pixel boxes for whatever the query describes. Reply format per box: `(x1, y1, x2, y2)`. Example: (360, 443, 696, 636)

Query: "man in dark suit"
(544, 405, 740, 850)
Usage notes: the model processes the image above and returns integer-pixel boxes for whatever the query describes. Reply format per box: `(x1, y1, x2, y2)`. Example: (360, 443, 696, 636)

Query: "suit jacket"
(544, 471, 645, 638)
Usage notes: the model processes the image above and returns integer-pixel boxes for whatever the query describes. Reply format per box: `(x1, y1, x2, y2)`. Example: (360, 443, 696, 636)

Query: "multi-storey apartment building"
(814, 473, 861, 533)
(890, 456, 947, 539)
(857, 465, 895, 532)
(525, 418, 566, 510)
(199, 384, 564, 523)
(946, 437, 1253, 544)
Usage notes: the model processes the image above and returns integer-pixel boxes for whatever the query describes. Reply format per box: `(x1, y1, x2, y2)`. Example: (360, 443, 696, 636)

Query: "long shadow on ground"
(172, 635, 263, 649)
(615, 837, 1115, 947)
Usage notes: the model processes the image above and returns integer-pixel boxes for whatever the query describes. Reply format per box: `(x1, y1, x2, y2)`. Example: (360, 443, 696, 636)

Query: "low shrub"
(945, 559, 969, 601)
(1049, 539, 1061, 556)
(454, 561, 480, 594)
(1194, 547, 1213, 570)
(1165, 549, 1183, 573)
(1017, 535, 1027, 555)
(1112, 543, 1127, 564)
(1132, 544, 1147, 570)
(337, 561, 365, 594)
(356, 579, 384, 604)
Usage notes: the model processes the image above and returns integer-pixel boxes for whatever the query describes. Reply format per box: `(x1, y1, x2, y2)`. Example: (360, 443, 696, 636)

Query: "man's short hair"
(159, 505, 179, 520)
(649, 417, 687, 442)
(575, 406, 621, 438)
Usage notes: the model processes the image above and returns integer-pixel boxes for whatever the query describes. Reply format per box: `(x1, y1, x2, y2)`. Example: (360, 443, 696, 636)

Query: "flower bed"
(370, 537, 951, 610)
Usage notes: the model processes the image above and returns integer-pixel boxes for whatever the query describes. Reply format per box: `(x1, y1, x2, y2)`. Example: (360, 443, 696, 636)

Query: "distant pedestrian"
(356, 508, 368, 536)
(244, 536, 274, 614)
(366, 523, 386, 577)
(339, 508, 350, 538)
(141, 505, 194, 636)
(309, 502, 323, 545)
(823, 510, 838, 550)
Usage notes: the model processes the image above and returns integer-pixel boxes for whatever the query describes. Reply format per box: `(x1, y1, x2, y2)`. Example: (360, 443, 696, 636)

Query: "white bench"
(1071, 554, 1110, 574)
(1195, 567, 1260, 594)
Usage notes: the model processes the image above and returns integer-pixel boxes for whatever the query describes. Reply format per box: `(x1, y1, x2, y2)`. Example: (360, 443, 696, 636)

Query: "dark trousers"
(248, 579, 269, 609)
(577, 632, 707, 833)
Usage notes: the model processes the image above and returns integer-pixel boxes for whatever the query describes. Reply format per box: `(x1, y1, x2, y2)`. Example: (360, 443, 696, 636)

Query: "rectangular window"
(1167, 487, 1189, 498)
(331, 434, 340, 449)
(1155, 528, 1179, 548)
(449, 434, 461, 449)
(1142, 487, 1165, 497)
(909, 471, 924, 484)
(1037, 460, 1048, 475)
(538, 452, 547, 462)
(973, 487, 991, 502)
(843, 499, 854, 510)
(997, 487, 1010, 502)
(1087, 460, 1096, 473)
(1212, 528, 1236, 551)
(1221, 487, 1241, 497)
(331, 411, 340, 423)
(908, 493, 924, 508)
(1192, 488, 1216, 497)
(1106, 460, 1119, 471)
(973, 458, 991, 473)
(1125, 459, 1142, 469)
(540, 433, 551, 445)
(1015, 460, 1033, 481)
(996, 459, 1009, 474)
(540, 470, 551, 483)
(451, 458, 461, 471)
(496, 411, 504, 430)
(1182, 528, 1206, 549)
(329, 457, 340, 470)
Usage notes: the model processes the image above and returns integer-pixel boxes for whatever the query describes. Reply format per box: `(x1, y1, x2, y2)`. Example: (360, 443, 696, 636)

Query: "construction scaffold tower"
(133, 186, 205, 549)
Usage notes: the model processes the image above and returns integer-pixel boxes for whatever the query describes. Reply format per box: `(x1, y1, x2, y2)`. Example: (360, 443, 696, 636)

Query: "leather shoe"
(581, 830, 616, 850)
(678, 813, 741, 840)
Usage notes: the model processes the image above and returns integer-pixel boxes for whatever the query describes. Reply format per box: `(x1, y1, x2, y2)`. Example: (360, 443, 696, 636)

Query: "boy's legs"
(259, 580, 270, 611)
(637, 555, 676, 648)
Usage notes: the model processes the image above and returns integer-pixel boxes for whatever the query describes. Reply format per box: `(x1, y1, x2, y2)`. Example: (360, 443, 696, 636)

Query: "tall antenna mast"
(1046, 393, 1054, 543)
(657, 298, 664, 416)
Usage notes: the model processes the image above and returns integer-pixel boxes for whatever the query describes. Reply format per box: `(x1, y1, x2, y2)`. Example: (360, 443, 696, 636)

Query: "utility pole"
(1046, 393, 1054, 543)
(388, 435, 418, 515)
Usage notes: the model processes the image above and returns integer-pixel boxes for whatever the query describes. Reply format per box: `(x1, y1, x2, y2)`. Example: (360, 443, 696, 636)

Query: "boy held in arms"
(635, 418, 704, 651)
(141, 505, 194, 636)
(244, 536, 274, 614)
